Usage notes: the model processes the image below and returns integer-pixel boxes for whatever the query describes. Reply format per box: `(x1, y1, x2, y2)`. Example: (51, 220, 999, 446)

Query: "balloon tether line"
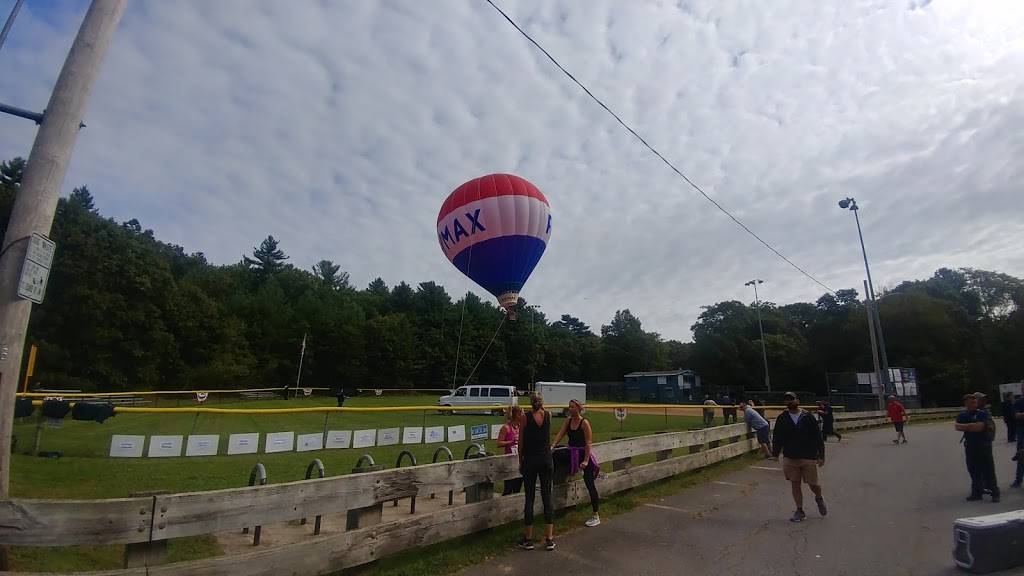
(451, 245, 473, 389)
(461, 313, 507, 387)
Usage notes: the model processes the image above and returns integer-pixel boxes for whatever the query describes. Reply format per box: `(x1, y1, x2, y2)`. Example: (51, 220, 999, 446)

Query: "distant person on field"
(955, 393, 999, 502)
(332, 386, 346, 408)
(887, 395, 908, 444)
(703, 396, 718, 426)
(1000, 392, 1016, 444)
(721, 393, 737, 424)
(818, 401, 841, 442)
(498, 405, 524, 495)
(772, 391, 827, 523)
(553, 399, 601, 527)
(518, 393, 556, 551)
(1011, 393, 1024, 488)
(739, 401, 772, 459)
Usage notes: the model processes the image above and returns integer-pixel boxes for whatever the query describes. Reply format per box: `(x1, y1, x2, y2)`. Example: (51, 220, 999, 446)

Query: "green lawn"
(7, 395, 702, 573)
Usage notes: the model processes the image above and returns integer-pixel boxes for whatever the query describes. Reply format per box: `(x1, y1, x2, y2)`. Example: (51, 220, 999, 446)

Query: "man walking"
(740, 400, 772, 459)
(772, 392, 826, 522)
(1000, 392, 1016, 444)
(887, 395, 908, 444)
(955, 393, 999, 503)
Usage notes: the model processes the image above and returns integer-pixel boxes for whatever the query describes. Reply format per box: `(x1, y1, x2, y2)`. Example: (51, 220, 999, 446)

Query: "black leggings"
(582, 463, 599, 513)
(523, 456, 553, 526)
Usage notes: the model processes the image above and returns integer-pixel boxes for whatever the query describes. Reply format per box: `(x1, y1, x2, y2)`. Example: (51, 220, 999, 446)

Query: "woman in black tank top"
(554, 398, 600, 527)
(517, 393, 556, 551)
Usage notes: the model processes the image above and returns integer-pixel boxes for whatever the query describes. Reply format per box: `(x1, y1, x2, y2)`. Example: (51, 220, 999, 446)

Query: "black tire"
(492, 408, 505, 417)
(440, 405, 453, 416)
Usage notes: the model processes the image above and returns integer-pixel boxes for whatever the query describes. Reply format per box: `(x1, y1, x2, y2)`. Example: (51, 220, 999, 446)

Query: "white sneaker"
(585, 515, 601, 527)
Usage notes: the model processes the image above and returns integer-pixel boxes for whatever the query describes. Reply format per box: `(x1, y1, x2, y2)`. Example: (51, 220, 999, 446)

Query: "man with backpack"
(955, 393, 999, 503)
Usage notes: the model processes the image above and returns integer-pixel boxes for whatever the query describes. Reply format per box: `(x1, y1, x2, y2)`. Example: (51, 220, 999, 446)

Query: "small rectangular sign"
(353, 429, 377, 449)
(377, 427, 400, 446)
(109, 435, 145, 458)
(447, 425, 466, 442)
(227, 433, 260, 455)
(471, 424, 489, 441)
(297, 433, 324, 452)
(402, 427, 423, 444)
(148, 435, 183, 458)
(17, 258, 49, 304)
(185, 435, 220, 456)
(265, 431, 295, 453)
(26, 233, 56, 268)
(491, 424, 503, 440)
(325, 430, 352, 449)
(425, 426, 445, 444)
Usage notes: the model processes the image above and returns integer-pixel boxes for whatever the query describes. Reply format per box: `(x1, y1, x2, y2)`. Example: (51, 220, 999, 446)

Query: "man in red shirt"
(887, 395, 908, 444)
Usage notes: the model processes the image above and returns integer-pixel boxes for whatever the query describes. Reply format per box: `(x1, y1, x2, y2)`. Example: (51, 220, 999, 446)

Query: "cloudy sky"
(1, 0, 1022, 341)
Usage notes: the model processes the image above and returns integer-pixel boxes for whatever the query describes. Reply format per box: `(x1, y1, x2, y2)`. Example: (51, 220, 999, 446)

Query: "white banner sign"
(109, 435, 145, 458)
(353, 429, 377, 449)
(185, 435, 219, 456)
(265, 432, 295, 453)
(425, 426, 445, 444)
(491, 424, 504, 440)
(377, 427, 400, 446)
(297, 433, 324, 452)
(402, 427, 423, 444)
(148, 435, 183, 458)
(447, 425, 466, 442)
(227, 433, 260, 455)
(325, 430, 352, 449)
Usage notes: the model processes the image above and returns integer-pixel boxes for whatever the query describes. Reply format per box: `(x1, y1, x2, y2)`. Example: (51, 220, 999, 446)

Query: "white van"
(438, 385, 517, 415)
(534, 382, 586, 416)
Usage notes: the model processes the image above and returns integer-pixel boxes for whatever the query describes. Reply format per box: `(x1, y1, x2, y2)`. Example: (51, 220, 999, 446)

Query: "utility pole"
(864, 280, 884, 410)
(745, 279, 771, 392)
(0, 0, 126, 500)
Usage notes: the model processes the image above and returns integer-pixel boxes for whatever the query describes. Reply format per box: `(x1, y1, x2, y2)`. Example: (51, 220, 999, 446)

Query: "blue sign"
(470, 424, 489, 441)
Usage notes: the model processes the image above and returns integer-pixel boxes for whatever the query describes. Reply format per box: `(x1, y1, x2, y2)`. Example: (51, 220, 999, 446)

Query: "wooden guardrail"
(0, 408, 960, 575)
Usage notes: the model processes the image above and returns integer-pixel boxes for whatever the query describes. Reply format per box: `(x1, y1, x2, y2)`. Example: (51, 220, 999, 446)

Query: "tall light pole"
(838, 197, 891, 401)
(745, 279, 771, 392)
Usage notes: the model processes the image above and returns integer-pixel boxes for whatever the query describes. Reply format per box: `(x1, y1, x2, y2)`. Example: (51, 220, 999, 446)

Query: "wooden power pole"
(0, 0, 126, 501)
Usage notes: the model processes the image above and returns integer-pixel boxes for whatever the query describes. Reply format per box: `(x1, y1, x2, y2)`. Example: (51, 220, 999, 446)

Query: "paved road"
(463, 422, 1023, 576)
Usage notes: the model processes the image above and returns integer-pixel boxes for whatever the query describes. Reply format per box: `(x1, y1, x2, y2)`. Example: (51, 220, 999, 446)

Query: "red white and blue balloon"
(437, 174, 551, 314)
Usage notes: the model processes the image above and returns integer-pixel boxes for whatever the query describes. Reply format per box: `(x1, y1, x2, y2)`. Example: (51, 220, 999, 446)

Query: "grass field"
(7, 394, 705, 573)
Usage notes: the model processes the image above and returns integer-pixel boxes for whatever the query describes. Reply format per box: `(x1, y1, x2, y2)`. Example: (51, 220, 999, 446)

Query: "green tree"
(244, 235, 289, 276)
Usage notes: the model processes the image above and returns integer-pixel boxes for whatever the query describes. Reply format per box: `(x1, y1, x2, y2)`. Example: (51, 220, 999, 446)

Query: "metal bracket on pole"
(0, 103, 43, 124)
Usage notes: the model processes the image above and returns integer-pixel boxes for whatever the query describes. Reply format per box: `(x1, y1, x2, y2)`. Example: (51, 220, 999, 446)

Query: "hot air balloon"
(437, 174, 551, 318)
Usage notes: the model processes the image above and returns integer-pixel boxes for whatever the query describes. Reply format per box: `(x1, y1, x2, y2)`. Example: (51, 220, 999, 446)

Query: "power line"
(481, 0, 836, 295)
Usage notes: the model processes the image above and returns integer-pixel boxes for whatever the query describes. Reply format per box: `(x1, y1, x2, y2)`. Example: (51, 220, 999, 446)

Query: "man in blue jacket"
(772, 391, 827, 522)
(956, 393, 1000, 502)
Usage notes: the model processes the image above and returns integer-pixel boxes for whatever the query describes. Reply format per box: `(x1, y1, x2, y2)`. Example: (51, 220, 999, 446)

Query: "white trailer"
(999, 382, 1024, 400)
(534, 382, 586, 416)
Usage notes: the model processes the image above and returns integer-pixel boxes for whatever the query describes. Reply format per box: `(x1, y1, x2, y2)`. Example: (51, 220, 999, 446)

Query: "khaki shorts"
(783, 457, 820, 486)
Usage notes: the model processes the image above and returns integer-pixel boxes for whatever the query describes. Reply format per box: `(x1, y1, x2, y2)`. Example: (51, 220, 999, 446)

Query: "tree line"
(2, 157, 1022, 405)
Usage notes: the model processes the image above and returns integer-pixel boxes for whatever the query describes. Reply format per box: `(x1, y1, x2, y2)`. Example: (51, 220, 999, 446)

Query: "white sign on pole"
(227, 433, 260, 455)
(402, 427, 423, 444)
(447, 425, 466, 442)
(353, 429, 377, 449)
(614, 408, 628, 422)
(17, 233, 56, 304)
(265, 431, 295, 453)
(491, 424, 503, 440)
(109, 435, 145, 458)
(325, 430, 352, 449)
(377, 427, 400, 446)
(185, 435, 219, 456)
(425, 426, 445, 444)
(297, 433, 324, 452)
(148, 435, 183, 458)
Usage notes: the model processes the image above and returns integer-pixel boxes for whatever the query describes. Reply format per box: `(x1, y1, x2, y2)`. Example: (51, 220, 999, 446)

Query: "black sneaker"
(991, 494, 1001, 503)
(790, 509, 806, 522)
(966, 494, 983, 501)
(544, 538, 556, 551)
(815, 497, 828, 516)
(517, 538, 534, 551)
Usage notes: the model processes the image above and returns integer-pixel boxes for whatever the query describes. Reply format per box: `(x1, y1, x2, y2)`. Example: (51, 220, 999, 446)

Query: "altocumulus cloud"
(0, 0, 1022, 340)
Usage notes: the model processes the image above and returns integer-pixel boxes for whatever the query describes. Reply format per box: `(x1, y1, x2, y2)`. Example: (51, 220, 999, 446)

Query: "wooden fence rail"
(0, 407, 960, 575)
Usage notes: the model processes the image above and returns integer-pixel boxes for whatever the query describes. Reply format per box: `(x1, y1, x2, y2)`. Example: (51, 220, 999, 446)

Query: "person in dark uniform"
(553, 399, 600, 527)
(955, 393, 999, 503)
(517, 393, 555, 551)
(1000, 392, 1016, 444)
(818, 401, 842, 442)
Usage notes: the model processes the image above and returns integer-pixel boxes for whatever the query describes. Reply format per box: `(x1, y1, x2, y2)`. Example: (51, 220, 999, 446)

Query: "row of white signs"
(109, 423, 501, 458)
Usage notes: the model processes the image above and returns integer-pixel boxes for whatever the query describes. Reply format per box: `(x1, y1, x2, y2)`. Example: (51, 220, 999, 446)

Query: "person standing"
(772, 391, 827, 523)
(1012, 393, 1024, 488)
(739, 400, 772, 459)
(887, 395, 908, 444)
(498, 406, 524, 495)
(721, 394, 737, 424)
(818, 401, 842, 442)
(518, 394, 556, 551)
(703, 396, 718, 426)
(553, 399, 601, 527)
(956, 393, 999, 502)
(1000, 392, 1017, 444)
